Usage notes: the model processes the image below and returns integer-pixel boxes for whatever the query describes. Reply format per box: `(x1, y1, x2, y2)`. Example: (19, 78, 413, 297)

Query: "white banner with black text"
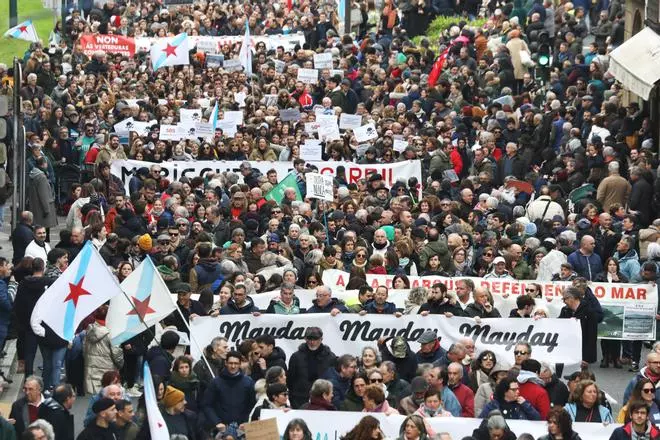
(261, 410, 619, 440)
(190, 314, 582, 365)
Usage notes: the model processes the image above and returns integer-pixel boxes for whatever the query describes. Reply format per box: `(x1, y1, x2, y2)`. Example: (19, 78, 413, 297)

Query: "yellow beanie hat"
(162, 386, 185, 408)
(137, 234, 152, 252)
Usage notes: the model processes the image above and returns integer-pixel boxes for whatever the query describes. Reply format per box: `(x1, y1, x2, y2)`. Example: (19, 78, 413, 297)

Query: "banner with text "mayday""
(261, 410, 619, 440)
(111, 159, 422, 194)
(190, 314, 582, 365)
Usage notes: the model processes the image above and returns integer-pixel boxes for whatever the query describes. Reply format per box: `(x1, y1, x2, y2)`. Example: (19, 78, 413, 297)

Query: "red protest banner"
(79, 34, 136, 57)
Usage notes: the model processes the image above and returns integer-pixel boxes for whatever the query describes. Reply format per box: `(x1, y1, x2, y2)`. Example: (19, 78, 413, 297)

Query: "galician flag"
(30, 242, 123, 341)
(144, 362, 170, 439)
(238, 21, 252, 76)
(106, 257, 177, 345)
(4, 19, 39, 43)
(210, 100, 219, 131)
(264, 172, 302, 204)
(151, 32, 190, 71)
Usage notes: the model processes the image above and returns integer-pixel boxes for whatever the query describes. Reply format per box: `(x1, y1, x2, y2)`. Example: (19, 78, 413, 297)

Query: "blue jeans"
(41, 345, 67, 391)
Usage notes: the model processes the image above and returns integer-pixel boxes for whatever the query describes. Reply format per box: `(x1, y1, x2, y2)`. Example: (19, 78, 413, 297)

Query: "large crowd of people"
(0, 0, 659, 438)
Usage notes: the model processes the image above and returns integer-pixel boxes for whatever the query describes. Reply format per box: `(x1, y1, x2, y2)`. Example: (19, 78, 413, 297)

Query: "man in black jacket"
(11, 211, 34, 264)
(37, 384, 75, 440)
(9, 376, 45, 438)
(287, 327, 337, 409)
(252, 334, 287, 381)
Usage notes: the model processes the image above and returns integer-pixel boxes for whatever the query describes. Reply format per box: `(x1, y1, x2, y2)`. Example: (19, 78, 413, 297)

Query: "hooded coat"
(83, 321, 124, 394)
(288, 343, 337, 409)
(27, 167, 58, 228)
(517, 370, 551, 420)
(379, 336, 419, 383)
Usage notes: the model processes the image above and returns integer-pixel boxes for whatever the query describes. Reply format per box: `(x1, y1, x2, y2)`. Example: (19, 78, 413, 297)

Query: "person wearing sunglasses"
(616, 378, 660, 424)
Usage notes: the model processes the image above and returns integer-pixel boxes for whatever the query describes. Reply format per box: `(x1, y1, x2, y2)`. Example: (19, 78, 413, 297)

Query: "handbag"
(520, 50, 535, 67)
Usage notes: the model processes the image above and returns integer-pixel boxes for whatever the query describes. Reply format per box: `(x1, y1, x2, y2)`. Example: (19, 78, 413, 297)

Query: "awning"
(609, 27, 660, 100)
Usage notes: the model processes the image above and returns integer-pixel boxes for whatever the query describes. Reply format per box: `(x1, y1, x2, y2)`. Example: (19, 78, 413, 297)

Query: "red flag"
(287, 0, 293, 11)
(428, 48, 450, 88)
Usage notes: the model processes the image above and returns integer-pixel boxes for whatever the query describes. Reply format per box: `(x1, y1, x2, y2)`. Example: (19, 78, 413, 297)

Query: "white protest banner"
(216, 120, 238, 138)
(195, 122, 214, 138)
(321, 270, 658, 340)
(317, 123, 341, 142)
(313, 52, 333, 69)
(279, 108, 301, 122)
(393, 138, 409, 152)
(191, 314, 582, 365)
(262, 410, 619, 440)
(177, 122, 198, 139)
(330, 69, 344, 78)
(304, 122, 320, 134)
(111, 160, 422, 195)
(300, 142, 322, 161)
(339, 113, 362, 130)
(113, 117, 135, 136)
(353, 123, 378, 143)
(129, 121, 153, 137)
(223, 59, 243, 72)
(316, 114, 337, 128)
(263, 95, 278, 107)
(297, 68, 318, 84)
(207, 54, 224, 68)
(235, 92, 247, 108)
(196, 38, 219, 54)
(223, 111, 244, 126)
(272, 59, 286, 73)
(159, 124, 182, 141)
(180, 109, 203, 123)
(306, 172, 334, 201)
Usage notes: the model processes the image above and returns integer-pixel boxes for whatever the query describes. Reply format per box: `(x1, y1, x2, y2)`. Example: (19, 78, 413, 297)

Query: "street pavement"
(0, 215, 651, 435)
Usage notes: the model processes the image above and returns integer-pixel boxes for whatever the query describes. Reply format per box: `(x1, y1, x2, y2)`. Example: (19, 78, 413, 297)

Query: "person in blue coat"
(322, 354, 357, 408)
(479, 377, 541, 420)
(202, 351, 256, 430)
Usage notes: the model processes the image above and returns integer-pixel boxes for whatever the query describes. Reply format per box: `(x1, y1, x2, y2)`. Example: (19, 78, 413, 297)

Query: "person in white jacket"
(24, 226, 51, 262)
(526, 194, 565, 223)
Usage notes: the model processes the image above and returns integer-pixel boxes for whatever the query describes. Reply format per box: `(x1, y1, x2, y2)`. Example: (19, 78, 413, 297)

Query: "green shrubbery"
(412, 15, 488, 49)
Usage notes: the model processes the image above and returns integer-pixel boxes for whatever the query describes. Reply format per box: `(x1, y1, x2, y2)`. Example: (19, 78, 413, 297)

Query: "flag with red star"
(30, 242, 123, 341)
(150, 32, 190, 71)
(3, 19, 39, 43)
(107, 257, 177, 345)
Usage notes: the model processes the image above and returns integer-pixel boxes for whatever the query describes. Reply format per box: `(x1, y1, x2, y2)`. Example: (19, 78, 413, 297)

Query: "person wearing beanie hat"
(250, 383, 290, 421)
(163, 385, 186, 409)
(144, 330, 179, 381)
(161, 385, 199, 438)
(137, 233, 152, 252)
(77, 397, 117, 440)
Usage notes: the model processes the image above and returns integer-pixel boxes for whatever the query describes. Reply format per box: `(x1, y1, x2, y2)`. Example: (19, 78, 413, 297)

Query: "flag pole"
(115, 256, 216, 379)
(142, 257, 217, 379)
(174, 306, 216, 379)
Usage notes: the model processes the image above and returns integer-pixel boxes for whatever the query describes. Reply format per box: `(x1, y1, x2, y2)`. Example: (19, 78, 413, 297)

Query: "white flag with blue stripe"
(30, 242, 123, 341)
(4, 19, 39, 43)
(150, 33, 190, 71)
(107, 257, 177, 345)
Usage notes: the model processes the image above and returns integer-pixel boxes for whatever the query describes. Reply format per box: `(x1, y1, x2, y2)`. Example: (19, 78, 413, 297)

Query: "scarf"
(453, 260, 467, 273)
(373, 240, 389, 250)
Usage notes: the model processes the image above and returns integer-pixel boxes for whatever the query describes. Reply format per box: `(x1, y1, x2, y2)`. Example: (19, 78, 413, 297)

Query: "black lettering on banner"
(339, 320, 429, 342)
(459, 323, 560, 352)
